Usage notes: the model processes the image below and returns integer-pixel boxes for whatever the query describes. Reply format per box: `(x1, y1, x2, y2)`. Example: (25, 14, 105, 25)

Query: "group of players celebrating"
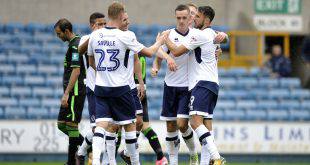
(53, 2, 228, 165)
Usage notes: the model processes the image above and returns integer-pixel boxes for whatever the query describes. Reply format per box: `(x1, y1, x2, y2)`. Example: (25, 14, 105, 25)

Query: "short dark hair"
(198, 6, 215, 22)
(175, 4, 190, 13)
(89, 12, 105, 25)
(54, 18, 72, 32)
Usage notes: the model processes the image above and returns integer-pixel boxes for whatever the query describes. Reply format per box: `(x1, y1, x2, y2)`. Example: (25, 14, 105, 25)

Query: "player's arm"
(78, 38, 89, 55)
(87, 35, 96, 71)
(134, 54, 145, 99)
(89, 55, 96, 70)
(158, 47, 177, 71)
(165, 37, 189, 57)
(214, 31, 229, 44)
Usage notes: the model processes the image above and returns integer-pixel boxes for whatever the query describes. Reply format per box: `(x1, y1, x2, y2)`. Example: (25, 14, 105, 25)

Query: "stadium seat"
(4, 106, 27, 119)
(278, 100, 300, 110)
(257, 100, 278, 110)
(0, 97, 18, 107)
(41, 98, 59, 109)
(236, 100, 257, 110)
(1, 64, 15, 73)
(245, 109, 267, 120)
(1, 75, 24, 85)
(37, 64, 58, 75)
(16, 64, 36, 74)
(289, 109, 310, 121)
(279, 78, 301, 89)
(268, 89, 290, 100)
(32, 87, 55, 98)
(290, 89, 310, 100)
(24, 76, 45, 85)
(267, 109, 290, 121)
(19, 98, 40, 107)
(225, 67, 248, 77)
(223, 90, 248, 100)
(46, 76, 62, 86)
(10, 87, 32, 97)
(27, 107, 49, 119)
(213, 108, 225, 120)
(0, 107, 4, 119)
(7, 53, 29, 64)
(300, 101, 310, 110)
(49, 107, 59, 119)
(4, 22, 25, 33)
(258, 78, 278, 88)
(147, 89, 162, 99)
(216, 100, 236, 109)
(0, 87, 10, 96)
(236, 78, 258, 89)
(219, 78, 236, 89)
(224, 109, 246, 120)
(25, 23, 46, 34)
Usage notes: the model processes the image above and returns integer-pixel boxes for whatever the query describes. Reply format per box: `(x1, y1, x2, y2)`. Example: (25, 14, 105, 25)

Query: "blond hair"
(187, 3, 197, 9)
(108, 2, 125, 20)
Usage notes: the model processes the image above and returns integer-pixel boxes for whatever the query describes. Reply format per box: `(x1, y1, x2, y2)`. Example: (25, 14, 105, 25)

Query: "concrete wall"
(0, 0, 309, 33)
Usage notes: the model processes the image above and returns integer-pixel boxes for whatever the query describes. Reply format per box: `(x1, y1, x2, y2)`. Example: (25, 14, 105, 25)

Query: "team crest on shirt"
(72, 53, 79, 61)
(190, 36, 197, 42)
(174, 38, 179, 42)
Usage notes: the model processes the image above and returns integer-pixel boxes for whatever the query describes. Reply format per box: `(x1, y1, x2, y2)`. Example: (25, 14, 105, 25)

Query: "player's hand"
(151, 68, 159, 77)
(214, 32, 227, 44)
(167, 56, 177, 72)
(61, 93, 69, 108)
(137, 84, 145, 100)
(215, 47, 222, 61)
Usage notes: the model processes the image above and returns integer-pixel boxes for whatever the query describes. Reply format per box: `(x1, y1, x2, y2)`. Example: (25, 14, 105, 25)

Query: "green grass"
(0, 163, 309, 165)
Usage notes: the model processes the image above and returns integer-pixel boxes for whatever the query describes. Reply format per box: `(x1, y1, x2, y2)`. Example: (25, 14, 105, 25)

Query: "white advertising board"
(253, 15, 303, 32)
(0, 120, 309, 154)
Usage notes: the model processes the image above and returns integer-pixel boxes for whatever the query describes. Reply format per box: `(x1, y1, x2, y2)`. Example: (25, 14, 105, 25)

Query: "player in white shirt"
(151, 4, 198, 165)
(163, 6, 228, 165)
(87, 2, 165, 165)
(75, 12, 106, 165)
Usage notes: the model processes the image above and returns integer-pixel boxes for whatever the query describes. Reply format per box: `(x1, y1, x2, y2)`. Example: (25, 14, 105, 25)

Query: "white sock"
(92, 127, 105, 163)
(181, 127, 197, 156)
(125, 131, 140, 165)
(77, 130, 93, 156)
(105, 131, 117, 165)
(166, 131, 179, 165)
(195, 125, 220, 160)
(200, 131, 213, 165)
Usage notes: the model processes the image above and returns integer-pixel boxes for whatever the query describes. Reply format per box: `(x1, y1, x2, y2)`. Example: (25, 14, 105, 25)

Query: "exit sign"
(255, 0, 301, 14)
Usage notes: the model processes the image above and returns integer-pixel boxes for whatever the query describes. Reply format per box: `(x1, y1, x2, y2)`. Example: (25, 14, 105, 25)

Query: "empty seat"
(25, 23, 46, 33)
(41, 98, 60, 108)
(16, 64, 36, 74)
(1, 76, 24, 85)
(27, 107, 49, 119)
(290, 89, 310, 100)
(4, 23, 24, 33)
(37, 65, 58, 75)
(216, 100, 235, 109)
(257, 100, 278, 109)
(258, 78, 278, 88)
(8, 53, 29, 63)
(4, 106, 27, 119)
(147, 89, 162, 99)
(19, 98, 40, 107)
(213, 108, 225, 120)
(300, 101, 310, 110)
(46, 76, 62, 86)
(245, 109, 267, 120)
(10, 87, 32, 97)
(223, 90, 248, 100)
(278, 100, 300, 109)
(268, 89, 290, 99)
(32, 87, 55, 97)
(0, 97, 18, 107)
(0, 87, 10, 96)
(220, 78, 236, 88)
(236, 78, 258, 88)
(1, 64, 15, 73)
(236, 100, 257, 109)
(24, 76, 45, 85)
(279, 78, 301, 88)
(224, 109, 246, 120)
(267, 109, 289, 120)
(0, 107, 4, 119)
(289, 109, 310, 121)
(225, 68, 247, 77)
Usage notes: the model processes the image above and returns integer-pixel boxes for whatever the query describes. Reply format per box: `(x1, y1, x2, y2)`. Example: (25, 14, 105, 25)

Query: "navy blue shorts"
(86, 87, 96, 127)
(160, 83, 190, 120)
(130, 88, 143, 115)
(95, 91, 136, 125)
(189, 85, 218, 119)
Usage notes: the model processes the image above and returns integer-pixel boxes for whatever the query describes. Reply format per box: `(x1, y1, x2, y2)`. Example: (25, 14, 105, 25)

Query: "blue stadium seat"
(4, 23, 25, 34)
(218, 68, 227, 77)
(25, 23, 46, 34)
(27, 107, 49, 119)
(0, 34, 12, 42)
(0, 87, 10, 96)
(1, 76, 24, 85)
(1, 64, 15, 73)
(0, 107, 4, 119)
(278, 100, 300, 110)
(245, 109, 267, 120)
(24, 76, 45, 85)
(267, 109, 289, 120)
(41, 98, 59, 108)
(225, 67, 247, 77)
(37, 65, 58, 75)
(213, 108, 225, 120)
(32, 87, 54, 98)
(257, 100, 278, 110)
(4, 106, 27, 119)
(2, 43, 20, 52)
(49, 107, 59, 119)
(289, 109, 310, 121)
(10, 87, 32, 97)
(236, 100, 257, 110)
(16, 64, 36, 74)
(279, 78, 301, 89)
(220, 78, 236, 89)
(236, 78, 258, 88)
(19, 98, 40, 107)
(7, 53, 29, 63)
(216, 100, 236, 109)
(0, 97, 18, 107)
(223, 90, 248, 100)
(46, 76, 62, 86)
(54, 88, 63, 98)
(224, 109, 246, 120)
(147, 89, 162, 99)
(0, 53, 6, 62)
(258, 78, 278, 88)
(290, 89, 310, 100)
(50, 54, 64, 63)
(300, 101, 310, 110)
(268, 89, 290, 100)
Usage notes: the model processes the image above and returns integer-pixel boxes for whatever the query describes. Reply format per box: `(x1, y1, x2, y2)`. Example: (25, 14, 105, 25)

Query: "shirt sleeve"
(79, 35, 89, 47)
(183, 29, 212, 51)
(87, 33, 94, 56)
(70, 41, 81, 68)
(119, 31, 145, 54)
